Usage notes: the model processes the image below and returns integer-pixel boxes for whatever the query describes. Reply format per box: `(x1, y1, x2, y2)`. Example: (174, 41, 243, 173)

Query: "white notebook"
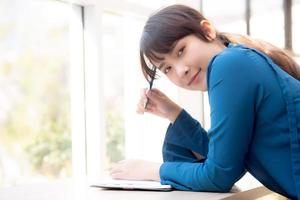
(90, 179, 172, 191)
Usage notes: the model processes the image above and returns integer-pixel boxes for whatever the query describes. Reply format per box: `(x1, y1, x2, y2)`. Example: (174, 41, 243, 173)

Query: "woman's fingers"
(136, 101, 147, 114)
(109, 160, 128, 179)
(110, 169, 122, 175)
(137, 87, 175, 118)
(136, 93, 148, 113)
(136, 101, 155, 114)
(110, 165, 124, 179)
(140, 88, 147, 97)
(146, 89, 161, 103)
(111, 172, 123, 179)
(150, 88, 164, 96)
(110, 161, 127, 177)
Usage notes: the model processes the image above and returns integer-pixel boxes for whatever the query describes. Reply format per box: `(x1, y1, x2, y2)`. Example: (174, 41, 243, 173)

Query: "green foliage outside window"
(105, 110, 125, 165)
(0, 49, 71, 184)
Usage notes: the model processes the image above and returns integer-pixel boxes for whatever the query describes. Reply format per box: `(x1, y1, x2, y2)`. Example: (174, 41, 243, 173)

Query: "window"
(293, 0, 300, 55)
(126, 0, 174, 9)
(102, 12, 126, 167)
(250, 0, 284, 48)
(0, 0, 81, 186)
(202, 0, 247, 34)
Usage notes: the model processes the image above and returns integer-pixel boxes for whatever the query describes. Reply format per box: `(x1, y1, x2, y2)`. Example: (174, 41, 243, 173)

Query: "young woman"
(110, 4, 300, 199)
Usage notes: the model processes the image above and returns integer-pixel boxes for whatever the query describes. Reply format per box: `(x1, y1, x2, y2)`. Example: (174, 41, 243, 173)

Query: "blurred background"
(0, 0, 299, 190)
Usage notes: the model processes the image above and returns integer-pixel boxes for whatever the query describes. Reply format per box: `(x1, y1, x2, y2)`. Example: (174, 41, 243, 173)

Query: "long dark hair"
(139, 4, 300, 82)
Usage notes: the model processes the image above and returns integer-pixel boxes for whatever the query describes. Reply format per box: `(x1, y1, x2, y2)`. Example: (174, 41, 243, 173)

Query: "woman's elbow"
(192, 167, 245, 192)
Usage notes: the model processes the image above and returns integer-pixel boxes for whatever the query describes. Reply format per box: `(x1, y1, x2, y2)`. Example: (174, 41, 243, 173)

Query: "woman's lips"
(188, 69, 201, 85)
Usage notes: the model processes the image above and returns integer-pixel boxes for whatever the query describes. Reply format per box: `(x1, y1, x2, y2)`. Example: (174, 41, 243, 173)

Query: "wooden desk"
(0, 180, 287, 200)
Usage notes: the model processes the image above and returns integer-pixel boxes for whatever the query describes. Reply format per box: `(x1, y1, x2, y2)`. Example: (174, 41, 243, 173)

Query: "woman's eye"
(164, 66, 171, 74)
(178, 47, 185, 57)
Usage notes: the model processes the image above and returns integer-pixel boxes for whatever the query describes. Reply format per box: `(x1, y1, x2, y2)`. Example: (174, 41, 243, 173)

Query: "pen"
(144, 66, 156, 109)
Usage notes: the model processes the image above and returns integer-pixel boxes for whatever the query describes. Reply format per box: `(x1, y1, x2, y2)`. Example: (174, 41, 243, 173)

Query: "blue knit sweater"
(159, 44, 300, 199)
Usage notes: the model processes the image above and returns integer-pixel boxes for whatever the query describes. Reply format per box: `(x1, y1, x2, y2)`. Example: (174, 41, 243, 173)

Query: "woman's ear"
(200, 20, 217, 41)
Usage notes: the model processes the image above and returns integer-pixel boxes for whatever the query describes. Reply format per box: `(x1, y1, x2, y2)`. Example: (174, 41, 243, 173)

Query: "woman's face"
(151, 34, 224, 91)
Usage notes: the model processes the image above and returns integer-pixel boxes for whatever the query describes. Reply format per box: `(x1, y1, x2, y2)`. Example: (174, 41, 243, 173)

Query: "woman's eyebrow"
(170, 40, 180, 53)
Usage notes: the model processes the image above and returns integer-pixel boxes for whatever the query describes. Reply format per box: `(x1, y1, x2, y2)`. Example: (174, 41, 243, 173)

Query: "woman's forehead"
(150, 38, 180, 56)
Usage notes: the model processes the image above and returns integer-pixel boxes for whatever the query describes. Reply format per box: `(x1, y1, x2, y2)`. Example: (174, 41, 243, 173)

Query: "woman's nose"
(176, 64, 190, 77)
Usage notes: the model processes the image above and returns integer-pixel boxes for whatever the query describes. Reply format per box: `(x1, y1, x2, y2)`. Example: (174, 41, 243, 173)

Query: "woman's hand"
(136, 88, 182, 123)
(110, 159, 161, 181)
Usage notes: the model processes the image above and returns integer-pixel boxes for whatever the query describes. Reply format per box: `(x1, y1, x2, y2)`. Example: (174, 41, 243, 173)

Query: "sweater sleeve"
(160, 49, 258, 192)
(162, 109, 209, 163)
